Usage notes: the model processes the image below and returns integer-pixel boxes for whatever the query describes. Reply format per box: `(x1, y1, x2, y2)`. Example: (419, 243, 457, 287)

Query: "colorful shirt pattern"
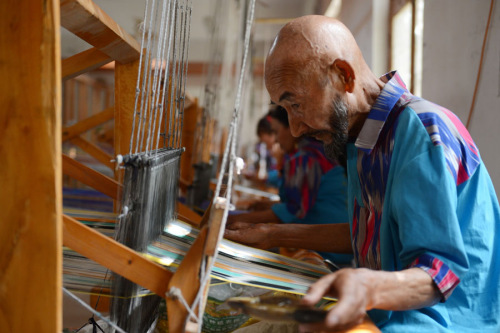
(271, 137, 352, 265)
(347, 71, 500, 331)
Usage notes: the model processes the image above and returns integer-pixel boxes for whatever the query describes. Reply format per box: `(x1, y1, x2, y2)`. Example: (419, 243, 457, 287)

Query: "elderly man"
(262, 15, 500, 332)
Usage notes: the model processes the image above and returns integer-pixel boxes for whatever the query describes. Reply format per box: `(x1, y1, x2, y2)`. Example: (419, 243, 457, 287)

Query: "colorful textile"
(272, 138, 343, 221)
(347, 71, 500, 331)
(271, 137, 352, 265)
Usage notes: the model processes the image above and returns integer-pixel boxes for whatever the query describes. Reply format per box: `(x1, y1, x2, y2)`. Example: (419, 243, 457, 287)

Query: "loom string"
(152, 0, 175, 151)
(128, 0, 150, 155)
(167, 1, 179, 148)
(144, 0, 168, 155)
(146, 1, 170, 152)
(175, 0, 190, 148)
(172, 1, 185, 148)
(138, 0, 161, 153)
(63, 287, 127, 333)
(156, 0, 177, 152)
(196, 0, 223, 163)
(187, 0, 256, 328)
(170, 1, 182, 148)
(134, 0, 156, 154)
(176, 3, 192, 149)
(112, 0, 189, 330)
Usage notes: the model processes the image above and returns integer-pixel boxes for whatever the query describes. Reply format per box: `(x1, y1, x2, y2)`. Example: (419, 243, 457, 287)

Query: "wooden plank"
(114, 61, 138, 156)
(62, 106, 114, 141)
(63, 215, 173, 297)
(167, 226, 208, 333)
(179, 95, 200, 186)
(62, 47, 112, 80)
(167, 202, 227, 332)
(62, 154, 122, 199)
(60, 0, 140, 64)
(177, 202, 202, 226)
(0, 0, 62, 331)
(70, 136, 114, 169)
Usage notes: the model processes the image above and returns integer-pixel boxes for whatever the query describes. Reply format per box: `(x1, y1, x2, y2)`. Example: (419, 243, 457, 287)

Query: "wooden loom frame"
(1, 0, 379, 332)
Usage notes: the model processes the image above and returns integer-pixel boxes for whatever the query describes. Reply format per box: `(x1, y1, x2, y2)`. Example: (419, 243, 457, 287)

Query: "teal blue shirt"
(348, 72, 500, 331)
(271, 138, 352, 265)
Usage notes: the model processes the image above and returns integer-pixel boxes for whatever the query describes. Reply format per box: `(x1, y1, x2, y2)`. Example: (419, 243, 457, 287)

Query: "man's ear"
(331, 59, 355, 93)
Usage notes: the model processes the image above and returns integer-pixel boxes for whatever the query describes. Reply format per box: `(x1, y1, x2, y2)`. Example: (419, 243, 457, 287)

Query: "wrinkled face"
(266, 68, 349, 162)
(269, 118, 296, 153)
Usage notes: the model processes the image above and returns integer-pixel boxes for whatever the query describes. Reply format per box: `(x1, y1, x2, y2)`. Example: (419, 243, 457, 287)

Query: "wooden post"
(180, 96, 201, 186)
(114, 61, 139, 159)
(0, 0, 62, 331)
(114, 59, 139, 213)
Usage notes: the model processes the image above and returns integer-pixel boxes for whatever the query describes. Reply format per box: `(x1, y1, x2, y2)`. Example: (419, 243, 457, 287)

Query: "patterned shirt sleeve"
(389, 109, 470, 302)
(410, 254, 460, 301)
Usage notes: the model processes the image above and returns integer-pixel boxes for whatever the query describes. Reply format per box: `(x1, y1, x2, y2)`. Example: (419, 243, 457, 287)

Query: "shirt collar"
(354, 71, 408, 153)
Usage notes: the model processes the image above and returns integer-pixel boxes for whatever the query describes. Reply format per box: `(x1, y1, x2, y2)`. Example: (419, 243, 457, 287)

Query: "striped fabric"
(281, 137, 336, 219)
(350, 71, 481, 298)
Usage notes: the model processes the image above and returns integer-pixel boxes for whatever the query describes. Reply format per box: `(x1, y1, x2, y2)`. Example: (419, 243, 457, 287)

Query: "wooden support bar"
(63, 215, 173, 297)
(114, 61, 138, 157)
(0, 0, 62, 331)
(70, 136, 114, 169)
(60, 0, 140, 64)
(167, 226, 208, 333)
(204, 205, 225, 256)
(62, 47, 113, 80)
(179, 95, 200, 186)
(177, 202, 202, 226)
(62, 106, 114, 141)
(62, 154, 122, 199)
(166, 202, 226, 332)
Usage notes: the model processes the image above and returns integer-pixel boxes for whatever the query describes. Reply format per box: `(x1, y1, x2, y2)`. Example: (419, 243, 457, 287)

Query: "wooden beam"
(63, 215, 173, 297)
(60, 0, 140, 64)
(62, 47, 113, 80)
(177, 202, 202, 226)
(114, 61, 138, 156)
(0, 0, 62, 331)
(62, 154, 122, 199)
(70, 136, 114, 170)
(62, 106, 114, 141)
(167, 226, 208, 332)
(179, 96, 200, 186)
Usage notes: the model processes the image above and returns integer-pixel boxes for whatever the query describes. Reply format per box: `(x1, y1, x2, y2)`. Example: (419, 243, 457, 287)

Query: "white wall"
(422, 0, 500, 197)
(339, 0, 374, 69)
(339, 0, 500, 197)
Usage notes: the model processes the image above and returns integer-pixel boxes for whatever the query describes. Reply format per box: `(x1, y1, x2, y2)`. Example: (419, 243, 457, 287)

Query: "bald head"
(265, 15, 365, 91)
(264, 15, 383, 146)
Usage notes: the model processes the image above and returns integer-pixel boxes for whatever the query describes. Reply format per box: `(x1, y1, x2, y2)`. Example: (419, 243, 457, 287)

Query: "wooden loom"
(0, 0, 380, 332)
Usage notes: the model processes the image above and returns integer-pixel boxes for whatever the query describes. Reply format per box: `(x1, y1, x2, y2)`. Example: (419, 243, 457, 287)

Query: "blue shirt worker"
(264, 15, 500, 332)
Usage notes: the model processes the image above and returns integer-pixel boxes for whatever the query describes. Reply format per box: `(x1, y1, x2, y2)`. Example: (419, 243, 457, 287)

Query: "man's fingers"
(224, 229, 243, 241)
(325, 296, 365, 329)
(301, 273, 337, 306)
(226, 221, 253, 230)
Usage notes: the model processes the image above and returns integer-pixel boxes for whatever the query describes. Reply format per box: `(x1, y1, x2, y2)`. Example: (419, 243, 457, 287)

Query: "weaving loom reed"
(110, 0, 192, 331)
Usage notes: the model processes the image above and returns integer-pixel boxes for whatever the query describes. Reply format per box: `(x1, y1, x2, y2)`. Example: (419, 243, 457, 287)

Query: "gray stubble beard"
(323, 96, 349, 168)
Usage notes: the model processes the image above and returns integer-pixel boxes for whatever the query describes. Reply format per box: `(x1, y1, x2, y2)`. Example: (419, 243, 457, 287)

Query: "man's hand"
(298, 267, 441, 332)
(226, 209, 281, 228)
(299, 268, 373, 332)
(248, 200, 275, 211)
(224, 222, 275, 249)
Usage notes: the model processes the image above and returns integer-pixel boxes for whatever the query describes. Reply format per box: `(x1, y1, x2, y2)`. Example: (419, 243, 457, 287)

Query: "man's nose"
(289, 116, 309, 138)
